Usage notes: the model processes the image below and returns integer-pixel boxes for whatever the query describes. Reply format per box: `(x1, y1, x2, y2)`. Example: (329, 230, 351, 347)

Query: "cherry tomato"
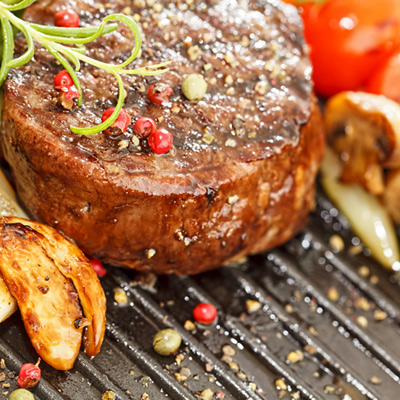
(284, 0, 400, 97)
(366, 49, 400, 103)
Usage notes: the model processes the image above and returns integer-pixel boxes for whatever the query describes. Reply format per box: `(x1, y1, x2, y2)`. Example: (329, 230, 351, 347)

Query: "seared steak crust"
(1, 0, 324, 274)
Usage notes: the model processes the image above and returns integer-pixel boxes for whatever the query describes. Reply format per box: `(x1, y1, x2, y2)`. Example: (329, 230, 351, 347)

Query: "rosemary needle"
(0, 0, 170, 135)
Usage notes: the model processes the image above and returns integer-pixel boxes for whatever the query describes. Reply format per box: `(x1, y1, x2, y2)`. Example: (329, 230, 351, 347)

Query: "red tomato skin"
(366, 50, 400, 103)
(287, 0, 400, 97)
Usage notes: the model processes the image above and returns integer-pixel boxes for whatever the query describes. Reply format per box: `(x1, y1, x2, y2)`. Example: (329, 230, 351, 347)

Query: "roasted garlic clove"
(0, 170, 30, 323)
(0, 169, 29, 219)
(383, 169, 400, 225)
(2, 217, 106, 358)
(321, 149, 400, 272)
(0, 170, 24, 210)
(0, 220, 84, 370)
(325, 92, 400, 195)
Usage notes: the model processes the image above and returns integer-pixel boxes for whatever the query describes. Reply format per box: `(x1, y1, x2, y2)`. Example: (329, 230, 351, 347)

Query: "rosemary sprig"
(0, 0, 170, 135)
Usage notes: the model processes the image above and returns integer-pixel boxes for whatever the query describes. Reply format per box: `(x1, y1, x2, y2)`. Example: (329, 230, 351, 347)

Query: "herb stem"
(0, 1, 170, 135)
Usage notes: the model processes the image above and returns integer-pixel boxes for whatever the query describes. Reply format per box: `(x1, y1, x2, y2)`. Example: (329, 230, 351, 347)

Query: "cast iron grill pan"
(1, 188, 400, 400)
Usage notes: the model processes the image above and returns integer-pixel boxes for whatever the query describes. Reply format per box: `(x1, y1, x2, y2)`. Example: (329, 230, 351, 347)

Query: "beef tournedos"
(0, 0, 324, 274)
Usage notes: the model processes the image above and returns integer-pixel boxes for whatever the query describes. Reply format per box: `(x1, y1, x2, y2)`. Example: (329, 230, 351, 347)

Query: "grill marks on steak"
(1, 0, 324, 274)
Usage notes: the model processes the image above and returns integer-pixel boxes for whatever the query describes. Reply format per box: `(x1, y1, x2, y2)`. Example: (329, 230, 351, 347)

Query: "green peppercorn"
(8, 389, 35, 400)
(182, 74, 208, 101)
(153, 328, 182, 356)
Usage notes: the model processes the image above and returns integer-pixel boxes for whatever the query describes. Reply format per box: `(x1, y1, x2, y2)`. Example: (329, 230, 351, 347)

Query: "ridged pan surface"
(1, 189, 400, 400)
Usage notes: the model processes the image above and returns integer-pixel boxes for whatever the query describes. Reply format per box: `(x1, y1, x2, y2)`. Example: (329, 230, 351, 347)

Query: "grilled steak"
(0, 0, 324, 274)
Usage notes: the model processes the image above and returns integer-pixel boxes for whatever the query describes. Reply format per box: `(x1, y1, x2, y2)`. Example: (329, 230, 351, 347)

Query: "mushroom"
(0, 217, 106, 369)
(13, 218, 107, 358)
(324, 92, 400, 195)
(320, 149, 400, 272)
(0, 220, 84, 370)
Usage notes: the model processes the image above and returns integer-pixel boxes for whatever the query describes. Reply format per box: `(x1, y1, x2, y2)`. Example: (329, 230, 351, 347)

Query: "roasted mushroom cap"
(12, 218, 107, 358)
(0, 221, 84, 370)
(0, 217, 106, 369)
(325, 92, 400, 195)
(321, 149, 400, 272)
